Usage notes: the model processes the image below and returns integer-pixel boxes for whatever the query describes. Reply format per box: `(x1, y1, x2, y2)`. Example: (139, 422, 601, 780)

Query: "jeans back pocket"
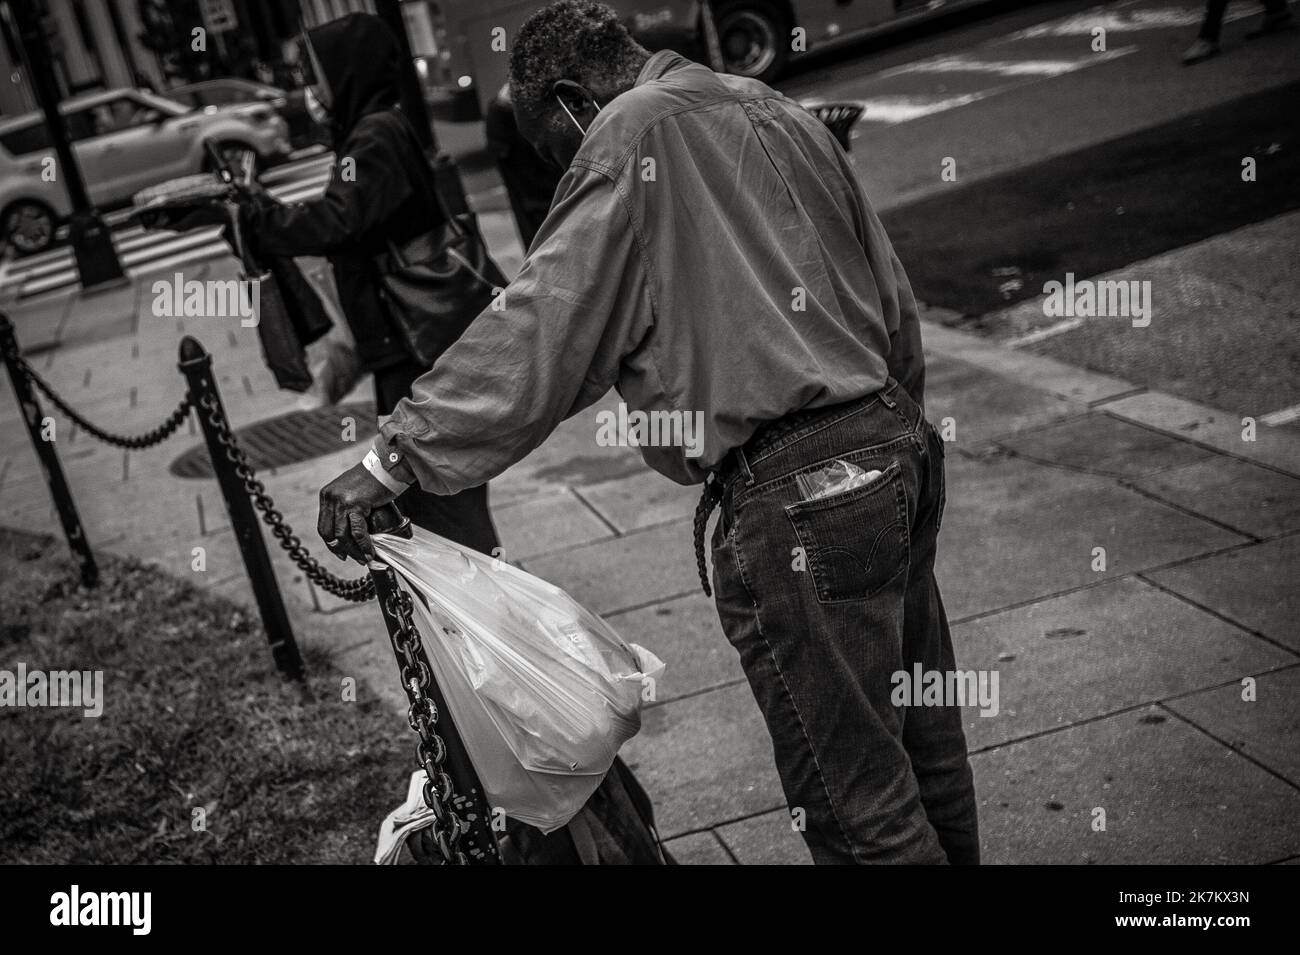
(784, 458, 910, 604)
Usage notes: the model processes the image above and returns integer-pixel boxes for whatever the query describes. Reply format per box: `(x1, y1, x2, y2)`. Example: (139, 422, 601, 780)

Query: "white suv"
(0, 88, 292, 255)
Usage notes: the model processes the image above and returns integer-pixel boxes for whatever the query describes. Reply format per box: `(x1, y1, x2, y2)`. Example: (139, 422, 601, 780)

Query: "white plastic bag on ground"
(373, 526, 664, 832)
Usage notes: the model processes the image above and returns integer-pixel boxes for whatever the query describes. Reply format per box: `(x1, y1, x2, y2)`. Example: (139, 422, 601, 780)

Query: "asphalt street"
(771, 0, 1300, 424)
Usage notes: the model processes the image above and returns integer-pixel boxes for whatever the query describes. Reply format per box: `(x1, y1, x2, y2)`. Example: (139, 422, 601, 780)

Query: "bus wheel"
(713, 0, 791, 83)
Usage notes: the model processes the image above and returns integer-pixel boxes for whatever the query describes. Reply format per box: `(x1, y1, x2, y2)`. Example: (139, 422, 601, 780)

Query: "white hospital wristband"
(363, 447, 412, 495)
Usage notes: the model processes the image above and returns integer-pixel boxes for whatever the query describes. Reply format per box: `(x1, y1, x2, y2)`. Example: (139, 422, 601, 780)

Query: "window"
(0, 124, 52, 156)
(79, 97, 163, 137)
(166, 89, 201, 108)
(62, 109, 99, 142)
(200, 85, 248, 105)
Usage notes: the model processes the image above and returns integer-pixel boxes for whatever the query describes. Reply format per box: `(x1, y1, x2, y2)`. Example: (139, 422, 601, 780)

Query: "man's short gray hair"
(509, 1, 649, 118)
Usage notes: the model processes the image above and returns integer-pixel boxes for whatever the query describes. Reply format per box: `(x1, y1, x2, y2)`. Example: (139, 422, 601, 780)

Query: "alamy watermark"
(595, 401, 705, 458)
(0, 664, 103, 717)
(50, 885, 150, 935)
(891, 664, 999, 717)
(151, 272, 259, 327)
(1042, 272, 1151, 327)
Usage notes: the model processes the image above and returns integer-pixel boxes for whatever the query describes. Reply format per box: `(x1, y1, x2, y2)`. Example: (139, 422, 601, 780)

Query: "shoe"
(1246, 9, 1296, 37)
(1181, 38, 1221, 63)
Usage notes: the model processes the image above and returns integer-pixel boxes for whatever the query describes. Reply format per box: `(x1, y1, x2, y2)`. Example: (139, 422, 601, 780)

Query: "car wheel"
(713, 0, 791, 83)
(206, 141, 260, 179)
(2, 200, 57, 256)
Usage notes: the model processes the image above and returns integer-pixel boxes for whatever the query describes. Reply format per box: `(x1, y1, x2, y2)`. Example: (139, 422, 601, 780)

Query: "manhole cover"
(170, 402, 377, 478)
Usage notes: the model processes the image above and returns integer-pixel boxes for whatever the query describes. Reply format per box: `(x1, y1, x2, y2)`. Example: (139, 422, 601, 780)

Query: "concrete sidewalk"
(1, 217, 1297, 864)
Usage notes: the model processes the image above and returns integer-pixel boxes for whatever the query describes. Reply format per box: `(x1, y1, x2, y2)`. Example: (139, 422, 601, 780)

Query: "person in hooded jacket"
(241, 12, 500, 557)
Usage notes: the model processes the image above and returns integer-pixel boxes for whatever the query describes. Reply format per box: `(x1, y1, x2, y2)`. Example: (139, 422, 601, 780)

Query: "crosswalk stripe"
(855, 93, 987, 123)
(1259, 404, 1300, 427)
(851, 46, 1136, 124)
(1008, 3, 1253, 39)
(889, 52, 1132, 77)
(1, 160, 334, 299)
(132, 241, 232, 279)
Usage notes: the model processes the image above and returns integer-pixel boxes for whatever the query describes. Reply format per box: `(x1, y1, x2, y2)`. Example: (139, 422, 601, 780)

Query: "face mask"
(305, 87, 330, 125)
(556, 94, 602, 137)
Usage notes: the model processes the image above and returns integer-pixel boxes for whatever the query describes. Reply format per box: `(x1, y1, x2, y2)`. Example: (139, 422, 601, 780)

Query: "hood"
(305, 13, 400, 142)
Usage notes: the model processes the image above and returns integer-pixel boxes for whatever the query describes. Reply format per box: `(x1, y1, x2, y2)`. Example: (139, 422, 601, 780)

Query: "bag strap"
(374, 109, 502, 288)
(382, 109, 469, 240)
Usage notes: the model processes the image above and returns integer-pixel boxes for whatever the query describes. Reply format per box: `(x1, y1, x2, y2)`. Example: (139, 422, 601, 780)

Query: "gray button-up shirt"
(376, 51, 924, 493)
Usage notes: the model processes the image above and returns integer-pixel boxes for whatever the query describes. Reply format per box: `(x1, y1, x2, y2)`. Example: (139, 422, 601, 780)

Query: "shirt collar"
(635, 50, 686, 88)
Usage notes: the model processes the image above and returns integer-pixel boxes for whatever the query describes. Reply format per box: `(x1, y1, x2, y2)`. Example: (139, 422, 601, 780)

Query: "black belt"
(692, 392, 878, 597)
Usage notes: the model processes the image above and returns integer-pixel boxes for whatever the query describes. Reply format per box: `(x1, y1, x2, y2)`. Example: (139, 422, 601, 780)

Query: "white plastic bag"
(373, 526, 664, 832)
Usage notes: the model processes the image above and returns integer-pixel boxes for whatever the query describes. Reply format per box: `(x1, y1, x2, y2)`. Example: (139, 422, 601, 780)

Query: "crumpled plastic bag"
(373, 526, 664, 832)
(794, 458, 883, 500)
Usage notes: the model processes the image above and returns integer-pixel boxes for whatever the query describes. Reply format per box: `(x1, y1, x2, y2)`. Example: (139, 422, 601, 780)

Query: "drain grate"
(170, 402, 377, 478)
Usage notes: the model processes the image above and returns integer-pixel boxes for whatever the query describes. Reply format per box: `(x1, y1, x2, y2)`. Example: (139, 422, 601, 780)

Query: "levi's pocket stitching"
(784, 460, 909, 604)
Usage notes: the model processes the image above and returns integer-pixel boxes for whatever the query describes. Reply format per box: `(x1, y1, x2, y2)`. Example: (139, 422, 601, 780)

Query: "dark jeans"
(1199, 0, 1287, 40)
(373, 359, 500, 555)
(710, 379, 979, 864)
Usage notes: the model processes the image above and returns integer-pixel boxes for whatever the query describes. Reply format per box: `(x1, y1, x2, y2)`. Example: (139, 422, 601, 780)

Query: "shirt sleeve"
(375, 166, 654, 495)
(241, 126, 414, 257)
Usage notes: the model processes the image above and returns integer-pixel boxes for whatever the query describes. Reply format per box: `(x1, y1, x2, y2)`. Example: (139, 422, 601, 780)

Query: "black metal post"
(369, 562, 502, 864)
(7, 0, 126, 291)
(373, 0, 436, 152)
(177, 336, 304, 681)
(370, 0, 474, 218)
(0, 313, 97, 587)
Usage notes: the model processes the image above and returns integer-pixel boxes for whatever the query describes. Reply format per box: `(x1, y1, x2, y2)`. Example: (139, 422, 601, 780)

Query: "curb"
(921, 317, 1300, 478)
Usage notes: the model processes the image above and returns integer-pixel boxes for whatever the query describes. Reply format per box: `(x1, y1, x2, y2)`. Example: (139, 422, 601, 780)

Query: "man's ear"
(552, 78, 593, 114)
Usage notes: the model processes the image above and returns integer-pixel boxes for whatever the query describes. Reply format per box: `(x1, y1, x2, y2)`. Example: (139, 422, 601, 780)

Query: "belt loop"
(737, 446, 755, 486)
(879, 388, 898, 410)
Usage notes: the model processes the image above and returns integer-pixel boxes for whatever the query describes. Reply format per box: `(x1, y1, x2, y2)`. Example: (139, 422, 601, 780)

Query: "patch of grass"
(0, 529, 408, 864)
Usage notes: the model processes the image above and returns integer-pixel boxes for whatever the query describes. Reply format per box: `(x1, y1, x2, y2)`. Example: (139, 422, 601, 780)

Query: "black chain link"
(385, 588, 469, 864)
(198, 393, 375, 603)
(10, 349, 192, 449)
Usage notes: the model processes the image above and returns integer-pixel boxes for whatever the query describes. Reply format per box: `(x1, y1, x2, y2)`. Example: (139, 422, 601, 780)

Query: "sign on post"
(199, 0, 238, 33)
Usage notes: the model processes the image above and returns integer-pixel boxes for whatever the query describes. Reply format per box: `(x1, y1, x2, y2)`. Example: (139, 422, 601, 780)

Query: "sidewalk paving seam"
(965, 663, 1300, 757)
(993, 440, 1224, 480)
(709, 829, 741, 864)
(1157, 700, 1300, 796)
(921, 318, 1300, 477)
(568, 486, 625, 537)
(661, 804, 789, 841)
(511, 512, 693, 565)
(1087, 387, 1148, 407)
(641, 676, 750, 712)
(1102, 410, 1300, 482)
(51, 292, 78, 345)
(943, 540, 1278, 628)
(510, 528, 619, 564)
(1135, 571, 1300, 659)
(1116, 479, 1265, 543)
(574, 585, 702, 620)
